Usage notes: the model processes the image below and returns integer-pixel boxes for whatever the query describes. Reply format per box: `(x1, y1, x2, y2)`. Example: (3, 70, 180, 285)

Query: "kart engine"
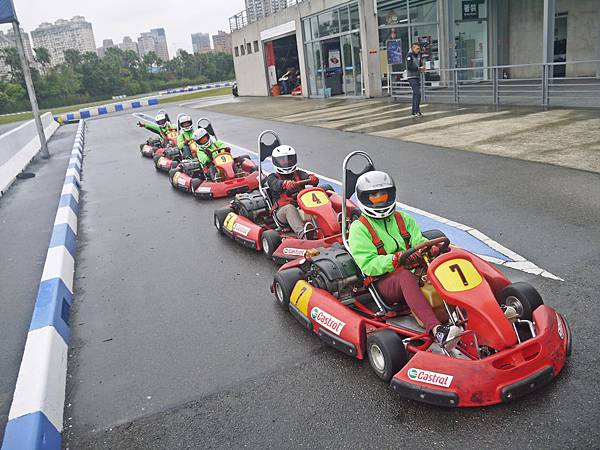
(180, 160, 201, 175)
(305, 244, 363, 302)
(164, 147, 181, 159)
(232, 191, 268, 223)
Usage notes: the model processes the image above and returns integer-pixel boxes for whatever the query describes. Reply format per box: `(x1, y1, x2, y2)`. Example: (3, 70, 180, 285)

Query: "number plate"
(434, 259, 482, 292)
(223, 212, 238, 231)
(215, 153, 233, 165)
(290, 280, 312, 316)
(299, 190, 329, 208)
(167, 131, 177, 140)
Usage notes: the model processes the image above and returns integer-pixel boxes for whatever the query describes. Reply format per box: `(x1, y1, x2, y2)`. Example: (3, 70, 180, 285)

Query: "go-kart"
(139, 110, 178, 158)
(213, 130, 358, 263)
(190, 118, 259, 200)
(271, 151, 571, 407)
(153, 145, 183, 172)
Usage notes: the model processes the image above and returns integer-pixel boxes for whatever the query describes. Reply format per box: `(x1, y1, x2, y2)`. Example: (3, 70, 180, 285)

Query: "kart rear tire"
(168, 169, 178, 187)
(366, 329, 408, 382)
(500, 282, 544, 321)
(273, 268, 304, 309)
(191, 178, 202, 191)
(214, 208, 231, 234)
(261, 230, 282, 258)
(320, 183, 334, 192)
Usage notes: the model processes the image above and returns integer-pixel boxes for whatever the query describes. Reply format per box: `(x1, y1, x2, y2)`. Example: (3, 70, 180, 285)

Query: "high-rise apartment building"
(212, 30, 232, 54)
(119, 36, 138, 54)
(0, 28, 37, 76)
(245, 0, 289, 23)
(150, 28, 169, 61)
(30, 16, 96, 66)
(137, 32, 156, 57)
(97, 38, 115, 58)
(191, 32, 212, 54)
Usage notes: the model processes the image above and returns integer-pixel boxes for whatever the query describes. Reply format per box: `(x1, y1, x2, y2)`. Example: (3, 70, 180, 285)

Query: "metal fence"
(390, 61, 600, 108)
(230, 0, 307, 32)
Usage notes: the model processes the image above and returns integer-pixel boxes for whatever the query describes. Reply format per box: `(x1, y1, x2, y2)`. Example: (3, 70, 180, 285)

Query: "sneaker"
(434, 324, 461, 347)
(415, 112, 423, 118)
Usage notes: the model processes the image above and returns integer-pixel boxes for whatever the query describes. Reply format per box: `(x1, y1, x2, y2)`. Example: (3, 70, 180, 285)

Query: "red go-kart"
(214, 130, 358, 264)
(271, 151, 571, 407)
(139, 110, 178, 158)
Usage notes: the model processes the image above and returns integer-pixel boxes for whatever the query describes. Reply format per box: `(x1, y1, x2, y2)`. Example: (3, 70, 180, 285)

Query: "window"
(247, 42, 252, 54)
(240, 44, 245, 55)
(340, 7, 350, 33)
(234, 46, 239, 57)
(318, 9, 340, 37)
(253, 40, 259, 52)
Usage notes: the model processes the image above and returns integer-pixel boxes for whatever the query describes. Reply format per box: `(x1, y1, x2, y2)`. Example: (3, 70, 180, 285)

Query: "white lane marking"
(8, 326, 68, 432)
(220, 139, 563, 281)
(41, 246, 75, 292)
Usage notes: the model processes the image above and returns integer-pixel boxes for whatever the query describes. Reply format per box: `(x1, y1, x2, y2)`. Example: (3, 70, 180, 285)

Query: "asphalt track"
(0, 124, 76, 438)
(64, 104, 599, 449)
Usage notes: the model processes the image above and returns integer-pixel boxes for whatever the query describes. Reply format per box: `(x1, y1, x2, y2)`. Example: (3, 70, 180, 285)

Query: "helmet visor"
(181, 120, 192, 130)
(156, 118, 167, 126)
(196, 134, 210, 145)
(273, 154, 297, 169)
(358, 186, 396, 209)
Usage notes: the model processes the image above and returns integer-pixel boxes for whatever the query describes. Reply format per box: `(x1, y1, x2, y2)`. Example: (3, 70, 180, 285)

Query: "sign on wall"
(328, 49, 341, 69)
(462, 1, 480, 20)
(0, 0, 17, 24)
(386, 39, 403, 65)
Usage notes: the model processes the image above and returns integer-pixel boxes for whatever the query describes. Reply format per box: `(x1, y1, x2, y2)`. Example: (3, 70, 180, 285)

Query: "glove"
(137, 122, 144, 128)
(308, 174, 319, 186)
(429, 245, 440, 257)
(393, 251, 420, 268)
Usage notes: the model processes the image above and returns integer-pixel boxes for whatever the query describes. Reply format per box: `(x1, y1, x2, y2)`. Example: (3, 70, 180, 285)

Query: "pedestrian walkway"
(201, 96, 600, 173)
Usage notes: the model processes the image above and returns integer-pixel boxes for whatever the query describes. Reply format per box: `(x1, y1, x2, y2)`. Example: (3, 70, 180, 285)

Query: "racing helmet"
(355, 171, 397, 219)
(193, 127, 212, 148)
(155, 112, 168, 127)
(178, 114, 193, 132)
(272, 145, 297, 175)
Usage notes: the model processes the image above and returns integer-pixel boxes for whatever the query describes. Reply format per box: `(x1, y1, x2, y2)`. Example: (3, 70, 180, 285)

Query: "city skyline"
(0, 1, 245, 56)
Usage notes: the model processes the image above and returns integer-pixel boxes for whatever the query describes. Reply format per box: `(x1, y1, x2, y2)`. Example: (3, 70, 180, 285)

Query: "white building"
(119, 36, 138, 55)
(137, 32, 156, 57)
(0, 28, 36, 77)
(97, 38, 115, 58)
(30, 16, 96, 66)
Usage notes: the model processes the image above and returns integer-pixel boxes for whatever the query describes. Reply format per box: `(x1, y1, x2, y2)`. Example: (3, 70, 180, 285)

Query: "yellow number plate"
(290, 280, 312, 316)
(299, 190, 329, 208)
(167, 131, 177, 140)
(215, 153, 233, 165)
(223, 212, 238, 232)
(434, 259, 482, 292)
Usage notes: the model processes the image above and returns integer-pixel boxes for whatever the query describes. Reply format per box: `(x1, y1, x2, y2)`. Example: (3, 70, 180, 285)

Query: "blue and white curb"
(160, 81, 233, 95)
(2, 120, 85, 450)
(55, 98, 159, 123)
(133, 111, 562, 281)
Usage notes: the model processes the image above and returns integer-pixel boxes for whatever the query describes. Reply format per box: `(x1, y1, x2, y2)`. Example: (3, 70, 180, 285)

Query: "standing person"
(406, 42, 425, 117)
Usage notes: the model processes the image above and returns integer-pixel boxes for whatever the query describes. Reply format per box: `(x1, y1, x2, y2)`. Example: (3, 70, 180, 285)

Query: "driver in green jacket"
(348, 170, 461, 347)
(192, 128, 230, 165)
(177, 115, 196, 159)
(137, 112, 175, 144)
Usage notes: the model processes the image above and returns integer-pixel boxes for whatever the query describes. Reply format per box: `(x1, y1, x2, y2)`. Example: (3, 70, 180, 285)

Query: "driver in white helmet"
(266, 145, 319, 237)
(137, 111, 176, 145)
(348, 170, 461, 346)
(177, 114, 195, 159)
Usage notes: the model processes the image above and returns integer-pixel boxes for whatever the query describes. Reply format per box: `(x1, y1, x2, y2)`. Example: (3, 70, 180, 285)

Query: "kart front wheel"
(366, 329, 408, 382)
(214, 208, 231, 233)
(261, 230, 282, 258)
(273, 268, 304, 309)
(500, 282, 544, 321)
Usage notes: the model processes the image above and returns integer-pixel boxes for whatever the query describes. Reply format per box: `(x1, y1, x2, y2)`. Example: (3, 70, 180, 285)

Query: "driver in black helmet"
(348, 170, 460, 346)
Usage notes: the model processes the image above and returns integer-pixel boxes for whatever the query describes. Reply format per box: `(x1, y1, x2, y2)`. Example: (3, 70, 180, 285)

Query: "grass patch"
(0, 112, 32, 124)
(159, 87, 232, 105)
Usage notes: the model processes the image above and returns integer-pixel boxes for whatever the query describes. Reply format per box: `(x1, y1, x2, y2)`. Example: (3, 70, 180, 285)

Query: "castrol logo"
(407, 368, 453, 388)
(311, 307, 345, 336)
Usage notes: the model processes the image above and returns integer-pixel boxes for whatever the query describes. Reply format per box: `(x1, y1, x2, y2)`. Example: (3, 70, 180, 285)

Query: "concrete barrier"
(0, 113, 60, 198)
(1, 120, 85, 450)
(55, 98, 159, 124)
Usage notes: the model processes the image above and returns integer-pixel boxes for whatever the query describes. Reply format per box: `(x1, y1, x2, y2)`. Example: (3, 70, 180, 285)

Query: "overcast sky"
(1, 0, 245, 55)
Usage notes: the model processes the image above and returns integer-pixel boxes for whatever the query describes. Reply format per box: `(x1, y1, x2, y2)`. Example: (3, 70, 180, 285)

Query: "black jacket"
(406, 51, 421, 79)
(266, 170, 310, 204)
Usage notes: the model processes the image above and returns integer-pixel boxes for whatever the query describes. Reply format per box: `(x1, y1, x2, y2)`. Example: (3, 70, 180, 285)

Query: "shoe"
(434, 324, 461, 347)
(415, 112, 423, 118)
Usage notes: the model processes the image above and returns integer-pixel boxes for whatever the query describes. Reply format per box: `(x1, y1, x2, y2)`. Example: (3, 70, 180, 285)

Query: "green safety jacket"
(348, 211, 427, 277)
(196, 139, 229, 166)
(177, 130, 195, 150)
(143, 122, 176, 142)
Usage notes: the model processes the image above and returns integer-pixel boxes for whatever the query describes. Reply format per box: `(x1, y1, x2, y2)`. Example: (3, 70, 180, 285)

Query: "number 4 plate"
(434, 259, 482, 292)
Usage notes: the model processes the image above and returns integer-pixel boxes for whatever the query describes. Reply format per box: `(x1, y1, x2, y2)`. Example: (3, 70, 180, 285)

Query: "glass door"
(342, 34, 355, 95)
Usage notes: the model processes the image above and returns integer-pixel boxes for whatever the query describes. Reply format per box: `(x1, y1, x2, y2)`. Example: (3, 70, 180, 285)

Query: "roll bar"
(257, 130, 280, 195)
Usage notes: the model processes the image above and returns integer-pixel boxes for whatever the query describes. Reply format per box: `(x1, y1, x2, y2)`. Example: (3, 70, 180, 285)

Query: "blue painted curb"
(2, 412, 61, 450)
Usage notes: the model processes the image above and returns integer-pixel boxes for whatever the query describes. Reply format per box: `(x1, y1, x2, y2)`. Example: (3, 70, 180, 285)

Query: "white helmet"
(193, 128, 212, 149)
(355, 171, 396, 219)
(178, 114, 193, 132)
(155, 112, 168, 127)
(272, 145, 297, 175)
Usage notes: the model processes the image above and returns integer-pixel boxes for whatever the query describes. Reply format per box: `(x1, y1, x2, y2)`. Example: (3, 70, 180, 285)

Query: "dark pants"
(408, 77, 421, 114)
(376, 268, 440, 332)
(181, 145, 193, 159)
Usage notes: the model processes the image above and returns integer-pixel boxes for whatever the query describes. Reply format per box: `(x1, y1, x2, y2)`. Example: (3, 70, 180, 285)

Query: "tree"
(0, 47, 23, 83)
(34, 47, 51, 68)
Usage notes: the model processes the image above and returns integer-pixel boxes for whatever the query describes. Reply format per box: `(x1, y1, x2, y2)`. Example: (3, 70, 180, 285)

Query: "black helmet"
(355, 171, 396, 219)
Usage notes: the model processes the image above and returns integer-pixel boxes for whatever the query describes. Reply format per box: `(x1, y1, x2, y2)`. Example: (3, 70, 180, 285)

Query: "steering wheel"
(398, 237, 451, 268)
